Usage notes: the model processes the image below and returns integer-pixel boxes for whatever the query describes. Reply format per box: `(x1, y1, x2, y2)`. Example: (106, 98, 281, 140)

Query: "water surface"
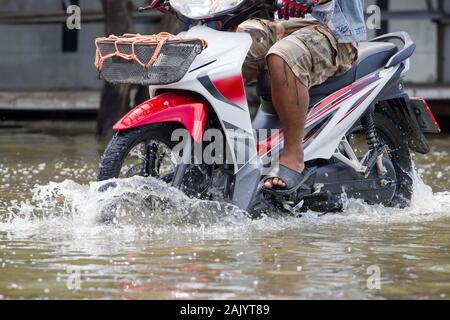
(0, 123, 449, 299)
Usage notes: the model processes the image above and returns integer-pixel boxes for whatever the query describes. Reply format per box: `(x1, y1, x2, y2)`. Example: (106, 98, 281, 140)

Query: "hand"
(138, 0, 164, 12)
(275, 0, 318, 20)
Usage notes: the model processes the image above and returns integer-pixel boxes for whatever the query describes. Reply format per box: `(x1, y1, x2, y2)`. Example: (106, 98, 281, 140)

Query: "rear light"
(410, 97, 441, 134)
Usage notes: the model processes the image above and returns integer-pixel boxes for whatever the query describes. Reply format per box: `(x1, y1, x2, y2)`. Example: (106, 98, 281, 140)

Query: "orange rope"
(95, 32, 208, 70)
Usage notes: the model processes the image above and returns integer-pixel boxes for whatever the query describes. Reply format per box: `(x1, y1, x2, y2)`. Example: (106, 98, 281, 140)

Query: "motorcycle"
(96, 0, 441, 216)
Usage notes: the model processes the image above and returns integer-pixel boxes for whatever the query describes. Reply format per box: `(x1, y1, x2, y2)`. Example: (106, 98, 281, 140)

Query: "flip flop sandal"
(262, 164, 312, 196)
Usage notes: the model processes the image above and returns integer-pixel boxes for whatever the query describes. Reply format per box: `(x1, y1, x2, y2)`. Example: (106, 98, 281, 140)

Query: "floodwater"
(0, 122, 450, 300)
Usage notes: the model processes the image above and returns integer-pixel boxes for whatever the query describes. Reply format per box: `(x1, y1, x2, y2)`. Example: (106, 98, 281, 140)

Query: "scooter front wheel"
(98, 123, 214, 199)
(98, 123, 180, 182)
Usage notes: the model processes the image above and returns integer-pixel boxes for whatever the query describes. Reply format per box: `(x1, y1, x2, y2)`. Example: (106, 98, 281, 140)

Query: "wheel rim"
(120, 139, 177, 181)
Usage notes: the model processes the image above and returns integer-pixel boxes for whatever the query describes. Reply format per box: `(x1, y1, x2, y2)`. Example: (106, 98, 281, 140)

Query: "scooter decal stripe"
(306, 74, 381, 126)
(303, 112, 338, 148)
(259, 134, 284, 159)
(306, 93, 354, 125)
(258, 110, 335, 158)
(189, 60, 217, 73)
(337, 88, 376, 124)
(258, 73, 382, 159)
(304, 112, 335, 143)
(304, 78, 379, 145)
(307, 91, 352, 120)
(212, 75, 247, 106)
(307, 74, 379, 120)
(350, 74, 380, 94)
(309, 89, 352, 116)
(198, 76, 245, 111)
(257, 129, 284, 157)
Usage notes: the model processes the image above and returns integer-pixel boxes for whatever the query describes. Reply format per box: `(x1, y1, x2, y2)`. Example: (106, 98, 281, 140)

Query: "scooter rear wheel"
(373, 111, 414, 207)
(348, 111, 414, 207)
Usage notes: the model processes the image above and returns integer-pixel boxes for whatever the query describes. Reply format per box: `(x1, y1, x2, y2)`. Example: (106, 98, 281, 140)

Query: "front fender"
(113, 92, 209, 142)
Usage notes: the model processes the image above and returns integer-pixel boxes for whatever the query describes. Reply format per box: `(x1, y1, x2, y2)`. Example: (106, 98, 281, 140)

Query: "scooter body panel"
(113, 92, 209, 143)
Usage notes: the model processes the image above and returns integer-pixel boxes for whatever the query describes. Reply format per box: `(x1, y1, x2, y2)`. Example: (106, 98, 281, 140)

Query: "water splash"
(1, 176, 252, 239)
(1, 171, 450, 240)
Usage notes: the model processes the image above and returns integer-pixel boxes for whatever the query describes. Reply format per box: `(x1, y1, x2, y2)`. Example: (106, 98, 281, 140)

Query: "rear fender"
(377, 96, 431, 154)
(113, 92, 209, 143)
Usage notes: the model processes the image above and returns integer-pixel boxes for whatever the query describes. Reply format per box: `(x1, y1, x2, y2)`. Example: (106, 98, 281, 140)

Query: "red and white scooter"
(97, 0, 440, 216)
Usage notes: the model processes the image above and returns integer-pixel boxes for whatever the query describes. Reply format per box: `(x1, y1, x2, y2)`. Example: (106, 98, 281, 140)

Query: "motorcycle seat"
(257, 41, 398, 100)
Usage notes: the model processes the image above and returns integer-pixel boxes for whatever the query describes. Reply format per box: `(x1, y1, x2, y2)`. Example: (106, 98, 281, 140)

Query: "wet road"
(0, 122, 449, 299)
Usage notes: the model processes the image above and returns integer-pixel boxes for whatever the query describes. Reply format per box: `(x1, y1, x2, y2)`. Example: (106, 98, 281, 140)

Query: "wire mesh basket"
(95, 33, 207, 85)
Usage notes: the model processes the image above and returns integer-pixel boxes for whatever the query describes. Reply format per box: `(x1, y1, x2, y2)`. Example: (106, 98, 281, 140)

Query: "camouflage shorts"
(237, 19, 358, 89)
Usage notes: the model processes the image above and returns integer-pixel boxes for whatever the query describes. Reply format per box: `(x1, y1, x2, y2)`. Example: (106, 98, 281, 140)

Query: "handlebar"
(138, 0, 275, 30)
(138, 0, 167, 13)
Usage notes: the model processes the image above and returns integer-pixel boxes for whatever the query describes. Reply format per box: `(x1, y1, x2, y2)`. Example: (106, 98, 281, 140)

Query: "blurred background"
(0, 0, 449, 136)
